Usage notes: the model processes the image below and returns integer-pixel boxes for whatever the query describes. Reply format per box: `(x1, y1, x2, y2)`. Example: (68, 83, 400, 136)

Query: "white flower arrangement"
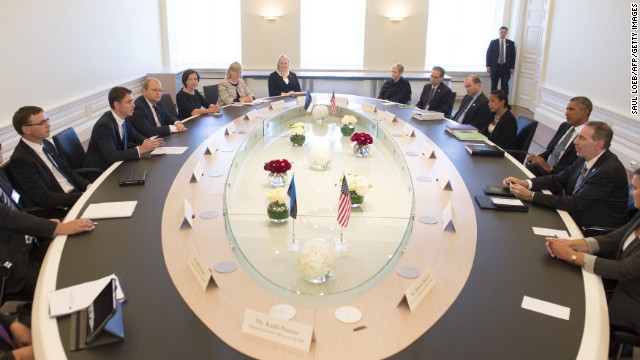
(341, 115, 358, 126)
(312, 105, 329, 120)
(289, 122, 306, 136)
(308, 143, 332, 170)
(266, 187, 287, 204)
(345, 173, 373, 196)
(297, 239, 336, 282)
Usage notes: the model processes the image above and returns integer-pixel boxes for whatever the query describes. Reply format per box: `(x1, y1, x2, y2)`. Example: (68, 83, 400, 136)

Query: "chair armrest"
(73, 168, 103, 175)
(581, 226, 616, 237)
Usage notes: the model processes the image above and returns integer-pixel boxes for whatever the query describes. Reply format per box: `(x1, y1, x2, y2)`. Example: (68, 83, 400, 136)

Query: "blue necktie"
(573, 163, 589, 194)
(547, 128, 575, 166)
(122, 122, 128, 150)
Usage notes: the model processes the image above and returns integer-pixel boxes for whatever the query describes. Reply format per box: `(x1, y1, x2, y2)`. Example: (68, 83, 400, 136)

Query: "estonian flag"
(303, 90, 313, 112)
(288, 174, 297, 219)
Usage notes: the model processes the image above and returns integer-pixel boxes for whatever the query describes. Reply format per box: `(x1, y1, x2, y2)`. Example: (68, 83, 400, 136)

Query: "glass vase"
(353, 144, 370, 158)
(306, 142, 332, 171)
(267, 172, 287, 187)
(350, 191, 364, 208)
(297, 239, 336, 284)
(290, 134, 305, 147)
(267, 202, 289, 223)
(340, 124, 355, 137)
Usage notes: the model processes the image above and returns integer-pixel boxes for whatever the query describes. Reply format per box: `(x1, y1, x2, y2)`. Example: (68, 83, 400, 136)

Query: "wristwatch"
(571, 253, 578, 265)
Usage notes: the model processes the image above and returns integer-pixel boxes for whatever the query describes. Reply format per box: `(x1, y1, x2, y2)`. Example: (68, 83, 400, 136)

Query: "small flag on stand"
(303, 90, 312, 111)
(337, 174, 351, 227)
(288, 175, 297, 219)
(330, 91, 337, 115)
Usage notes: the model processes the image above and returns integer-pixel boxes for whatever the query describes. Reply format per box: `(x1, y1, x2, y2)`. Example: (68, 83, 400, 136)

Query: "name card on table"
(188, 248, 217, 291)
(225, 122, 236, 135)
(421, 143, 436, 158)
(335, 96, 349, 107)
(403, 123, 416, 137)
(241, 309, 314, 352)
(190, 162, 204, 183)
(442, 201, 456, 231)
(362, 103, 376, 114)
(383, 111, 397, 122)
(297, 96, 305, 105)
(436, 170, 452, 190)
(204, 139, 219, 155)
(398, 271, 436, 312)
(271, 100, 285, 110)
(245, 109, 259, 121)
(181, 199, 194, 228)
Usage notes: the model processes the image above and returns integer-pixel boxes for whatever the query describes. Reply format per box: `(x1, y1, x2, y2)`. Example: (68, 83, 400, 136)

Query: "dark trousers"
(490, 64, 512, 95)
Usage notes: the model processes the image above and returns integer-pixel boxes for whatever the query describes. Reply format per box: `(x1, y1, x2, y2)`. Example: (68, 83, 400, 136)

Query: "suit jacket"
(9, 139, 89, 211)
(538, 122, 579, 174)
(131, 96, 179, 137)
(176, 89, 210, 120)
(218, 78, 255, 106)
(268, 71, 301, 97)
(377, 77, 412, 104)
(84, 111, 146, 171)
(592, 212, 640, 333)
(530, 149, 629, 229)
(416, 83, 453, 115)
(487, 110, 517, 149)
(452, 93, 492, 131)
(486, 38, 516, 70)
(0, 180, 56, 294)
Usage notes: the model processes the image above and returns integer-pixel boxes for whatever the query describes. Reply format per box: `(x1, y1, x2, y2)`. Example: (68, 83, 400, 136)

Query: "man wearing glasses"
(415, 66, 454, 117)
(9, 106, 90, 218)
(130, 78, 187, 137)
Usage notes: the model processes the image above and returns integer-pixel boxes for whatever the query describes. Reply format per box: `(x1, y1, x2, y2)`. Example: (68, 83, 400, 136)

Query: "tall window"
(425, 0, 506, 71)
(171, 0, 241, 68)
(300, 0, 366, 70)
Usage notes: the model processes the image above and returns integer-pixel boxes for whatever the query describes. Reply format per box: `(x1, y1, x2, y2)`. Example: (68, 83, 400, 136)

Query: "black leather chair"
(160, 93, 178, 118)
(613, 330, 640, 360)
(445, 91, 456, 118)
(52, 127, 102, 179)
(506, 115, 538, 163)
(203, 84, 219, 105)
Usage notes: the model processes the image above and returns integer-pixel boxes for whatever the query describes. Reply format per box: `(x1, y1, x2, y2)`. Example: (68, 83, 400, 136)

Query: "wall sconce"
(263, 15, 280, 21)
(387, 16, 405, 22)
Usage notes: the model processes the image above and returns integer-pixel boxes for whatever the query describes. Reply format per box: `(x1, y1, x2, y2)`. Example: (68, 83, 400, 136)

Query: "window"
(300, 0, 366, 70)
(425, 0, 506, 71)
(170, 0, 241, 68)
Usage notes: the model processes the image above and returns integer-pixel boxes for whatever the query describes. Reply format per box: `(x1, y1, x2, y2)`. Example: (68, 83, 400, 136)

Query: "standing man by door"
(486, 26, 516, 95)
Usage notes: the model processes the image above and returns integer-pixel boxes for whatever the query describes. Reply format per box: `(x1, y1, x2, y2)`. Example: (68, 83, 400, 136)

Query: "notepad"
(82, 201, 137, 219)
(48, 274, 126, 318)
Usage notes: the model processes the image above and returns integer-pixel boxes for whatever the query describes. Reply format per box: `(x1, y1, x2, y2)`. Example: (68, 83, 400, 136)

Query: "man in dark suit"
(486, 26, 516, 95)
(0, 144, 95, 298)
(526, 96, 591, 176)
(452, 75, 492, 131)
(131, 78, 187, 137)
(504, 121, 629, 230)
(85, 87, 164, 172)
(416, 66, 453, 116)
(9, 106, 90, 218)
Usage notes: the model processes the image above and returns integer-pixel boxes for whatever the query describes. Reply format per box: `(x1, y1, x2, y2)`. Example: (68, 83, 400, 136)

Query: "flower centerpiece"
(289, 122, 306, 146)
(264, 159, 292, 187)
(340, 115, 357, 136)
(337, 173, 373, 208)
(307, 143, 332, 171)
(312, 105, 329, 125)
(297, 239, 337, 284)
(266, 187, 289, 223)
(350, 132, 374, 157)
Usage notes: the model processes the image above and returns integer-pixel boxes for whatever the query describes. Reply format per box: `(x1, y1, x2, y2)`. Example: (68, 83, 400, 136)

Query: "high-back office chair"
(445, 91, 456, 118)
(160, 94, 178, 119)
(52, 127, 102, 179)
(613, 329, 640, 360)
(506, 115, 538, 163)
(203, 84, 219, 105)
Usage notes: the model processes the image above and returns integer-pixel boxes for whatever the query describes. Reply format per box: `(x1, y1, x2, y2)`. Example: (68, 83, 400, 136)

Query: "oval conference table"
(33, 94, 607, 359)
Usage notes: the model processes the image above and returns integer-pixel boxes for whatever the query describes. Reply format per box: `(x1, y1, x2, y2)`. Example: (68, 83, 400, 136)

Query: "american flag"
(330, 91, 337, 115)
(337, 174, 351, 227)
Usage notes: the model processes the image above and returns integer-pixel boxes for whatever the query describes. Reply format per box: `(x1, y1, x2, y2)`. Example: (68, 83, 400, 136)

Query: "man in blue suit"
(452, 75, 492, 131)
(131, 78, 187, 137)
(486, 26, 516, 95)
(85, 87, 164, 172)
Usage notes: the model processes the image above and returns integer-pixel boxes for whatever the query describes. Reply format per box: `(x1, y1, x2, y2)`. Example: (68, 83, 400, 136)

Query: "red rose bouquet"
(350, 132, 374, 145)
(264, 159, 292, 174)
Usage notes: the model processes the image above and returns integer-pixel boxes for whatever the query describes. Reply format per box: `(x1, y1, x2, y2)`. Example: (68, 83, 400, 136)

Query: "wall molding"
(536, 86, 640, 170)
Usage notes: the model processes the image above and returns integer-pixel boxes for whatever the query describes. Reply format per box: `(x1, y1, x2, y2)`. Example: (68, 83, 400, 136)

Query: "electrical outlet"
(632, 161, 638, 169)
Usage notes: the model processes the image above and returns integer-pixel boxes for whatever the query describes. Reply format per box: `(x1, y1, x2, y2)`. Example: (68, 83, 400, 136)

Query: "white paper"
(82, 201, 137, 219)
(151, 146, 188, 155)
(532, 227, 570, 238)
(521, 295, 570, 320)
(48, 274, 126, 318)
(490, 198, 524, 206)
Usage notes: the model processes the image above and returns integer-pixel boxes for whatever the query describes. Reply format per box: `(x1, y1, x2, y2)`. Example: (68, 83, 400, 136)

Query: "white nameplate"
(335, 96, 349, 106)
(436, 169, 452, 190)
(225, 122, 236, 135)
(188, 248, 216, 291)
(442, 201, 456, 231)
(241, 309, 314, 352)
(258, 107, 271, 118)
(190, 162, 204, 183)
(181, 198, 193, 228)
(383, 111, 397, 122)
(398, 271, 435, 312)
(421, 143, 436, 158)
(245, 109, 259, 120)
(204, 139, 219, 155)
(403, 123, 416, 137)
(271, 100, 285, 110)
(362, 103, 376, 114)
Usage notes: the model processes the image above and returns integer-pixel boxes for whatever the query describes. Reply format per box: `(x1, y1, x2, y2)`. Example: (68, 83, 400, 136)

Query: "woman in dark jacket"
(485, 90, 517, 149)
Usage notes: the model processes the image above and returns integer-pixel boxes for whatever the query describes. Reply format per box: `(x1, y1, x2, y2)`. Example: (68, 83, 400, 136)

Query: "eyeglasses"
(147, 89, 163, 93)
(24, 118, 50, 127)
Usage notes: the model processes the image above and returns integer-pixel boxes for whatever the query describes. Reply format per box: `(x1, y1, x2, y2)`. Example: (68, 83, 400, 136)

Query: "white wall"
(0, 0, 164, 128)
